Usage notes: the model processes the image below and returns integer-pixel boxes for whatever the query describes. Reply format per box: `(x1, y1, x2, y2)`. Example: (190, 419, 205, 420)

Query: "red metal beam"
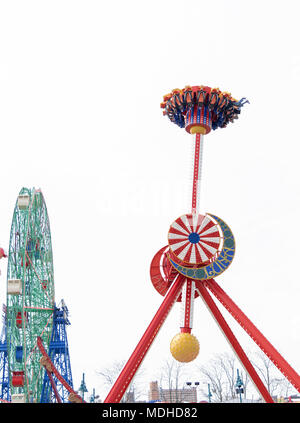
(205, 279, 300, 393)
(45, 368, 62, 403)
(195, 281, 274, 403)
(104, 274, 186, 403)
(37, 336, 85, 403)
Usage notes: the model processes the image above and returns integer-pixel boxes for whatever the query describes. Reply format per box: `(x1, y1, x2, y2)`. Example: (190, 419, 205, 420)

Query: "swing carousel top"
(160, 85, 248, 134)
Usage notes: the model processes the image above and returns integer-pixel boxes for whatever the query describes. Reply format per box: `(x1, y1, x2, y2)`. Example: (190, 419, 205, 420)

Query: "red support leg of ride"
(195, 281, 274, 403)
(205, 279, 300, 393)
(104, 274, 186, 403)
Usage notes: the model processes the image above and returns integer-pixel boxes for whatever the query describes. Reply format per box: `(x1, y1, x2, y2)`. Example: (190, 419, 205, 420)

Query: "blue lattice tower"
(0, 305, 10, 402)
(78, 373, 88, 401)
(40, 300, 73, 403)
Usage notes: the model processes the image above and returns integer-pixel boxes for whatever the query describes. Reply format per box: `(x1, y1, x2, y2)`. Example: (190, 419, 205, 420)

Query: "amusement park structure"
(0, 86, 299, 405)
(103, 85, 300, 403)
(0, 188, 84, 403)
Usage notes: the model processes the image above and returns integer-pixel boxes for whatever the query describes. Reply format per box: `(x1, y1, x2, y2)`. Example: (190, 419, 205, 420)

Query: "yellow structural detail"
(190, 125, 207, 135)
(170, 332, 200, 363)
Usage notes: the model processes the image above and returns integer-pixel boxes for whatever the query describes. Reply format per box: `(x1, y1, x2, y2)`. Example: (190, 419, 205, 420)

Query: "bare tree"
(219, 353, 237, 400)
(158, 358, 188, 403)
(196, 352, 250, 402)
(97, 360, 145, 402)
(220, 352, 250, 400)
(251, 351, 286, 397)
(197, 355, 226, 402)
(277, 378, 296, 399)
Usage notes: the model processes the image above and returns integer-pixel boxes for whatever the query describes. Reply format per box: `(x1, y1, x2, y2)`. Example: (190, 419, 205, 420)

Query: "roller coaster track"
(37, 336, 85, 403)
(0, 336, 84, 403)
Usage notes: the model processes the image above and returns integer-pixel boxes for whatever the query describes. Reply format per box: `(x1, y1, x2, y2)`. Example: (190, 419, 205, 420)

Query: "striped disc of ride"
(168, 213, 221, 265)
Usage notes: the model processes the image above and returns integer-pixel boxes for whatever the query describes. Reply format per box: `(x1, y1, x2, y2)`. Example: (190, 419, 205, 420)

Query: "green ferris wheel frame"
(6, 187, 55, 402)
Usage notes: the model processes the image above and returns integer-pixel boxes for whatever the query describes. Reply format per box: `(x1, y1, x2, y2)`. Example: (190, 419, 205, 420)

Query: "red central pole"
(195, 281, 274, 403)
(191, 132, 203, 214)
(104, 274, 186, 403)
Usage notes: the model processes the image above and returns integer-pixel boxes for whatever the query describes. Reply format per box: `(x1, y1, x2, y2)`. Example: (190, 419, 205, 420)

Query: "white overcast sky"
(0, 0, 300, 401)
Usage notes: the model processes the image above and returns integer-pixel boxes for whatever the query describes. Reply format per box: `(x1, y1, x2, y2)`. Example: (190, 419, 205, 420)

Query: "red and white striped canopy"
(168, 214, 221, 265)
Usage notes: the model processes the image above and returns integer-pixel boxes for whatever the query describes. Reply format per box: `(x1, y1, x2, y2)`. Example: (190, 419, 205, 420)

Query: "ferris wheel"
(6, 187, 55, 402)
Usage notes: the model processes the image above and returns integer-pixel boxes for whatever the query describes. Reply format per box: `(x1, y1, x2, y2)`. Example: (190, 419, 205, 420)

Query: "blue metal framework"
(0, 305, 10, 402)
(40, 300, 73, 403)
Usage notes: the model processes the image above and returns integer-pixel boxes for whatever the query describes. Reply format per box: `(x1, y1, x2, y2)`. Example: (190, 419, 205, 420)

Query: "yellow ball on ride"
(170, 332, 200, 363)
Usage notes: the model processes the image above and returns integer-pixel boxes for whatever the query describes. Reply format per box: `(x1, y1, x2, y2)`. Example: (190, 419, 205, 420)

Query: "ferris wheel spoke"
(24, 252, 52, 303)
(24, 312, 54, 367)
(24, 210, 53, 287)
